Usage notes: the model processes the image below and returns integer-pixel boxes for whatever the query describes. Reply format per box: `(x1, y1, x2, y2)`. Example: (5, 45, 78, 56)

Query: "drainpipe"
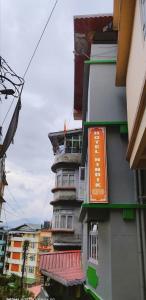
(135, 171, 146, 300)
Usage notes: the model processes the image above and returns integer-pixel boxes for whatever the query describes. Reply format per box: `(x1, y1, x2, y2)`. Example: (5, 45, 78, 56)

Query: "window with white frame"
(53, 210, 73, 229)
(65, 134, 82, 153)
(29, 255, 35, 261)
(89, 222, 98, 263)
(30, 242, 35, 249)
(141, 0, 146, 38)
(28, 266, 34, 273)
(56, 170, 75, 187)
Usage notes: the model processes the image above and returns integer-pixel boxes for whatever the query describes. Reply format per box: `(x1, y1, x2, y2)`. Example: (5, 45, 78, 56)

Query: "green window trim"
(83, 121, 127, 128)
(84, 59, 116, 65)
(84, 285, 104, 300)
(81, 203, 146, 209)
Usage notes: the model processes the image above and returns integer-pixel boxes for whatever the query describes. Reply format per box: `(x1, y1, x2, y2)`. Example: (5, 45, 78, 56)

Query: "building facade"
(113, 0, 146, 297)
(4, 224, 41, 285)
(48, 129, 83, 250)
(73, 14, 146, 300)
(0, 227, 7, 274)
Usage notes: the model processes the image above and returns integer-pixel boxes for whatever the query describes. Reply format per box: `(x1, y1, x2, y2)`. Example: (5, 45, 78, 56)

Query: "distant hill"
(2, 216, 47, 229)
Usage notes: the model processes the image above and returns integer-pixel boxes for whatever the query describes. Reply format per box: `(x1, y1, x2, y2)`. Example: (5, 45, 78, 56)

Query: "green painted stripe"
(84, 59, 116, 65)
(82, 203, 146, 209)
(83, 121, 127, 127)
(84, 285, 104, 300)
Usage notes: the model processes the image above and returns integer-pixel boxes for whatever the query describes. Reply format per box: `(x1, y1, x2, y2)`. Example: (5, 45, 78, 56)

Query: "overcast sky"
(0, 0, 113, 227)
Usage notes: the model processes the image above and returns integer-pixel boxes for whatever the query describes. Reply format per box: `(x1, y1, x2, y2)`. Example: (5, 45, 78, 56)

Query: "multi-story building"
(39, 227, 53, 254)
(48, 129, 83, 251)
(0, 227, 7, 274)
(4, 224, 41, 285)
(73, 13, 146, 300)
(113, 0, 146, 298)
(0, 151, 7, 220)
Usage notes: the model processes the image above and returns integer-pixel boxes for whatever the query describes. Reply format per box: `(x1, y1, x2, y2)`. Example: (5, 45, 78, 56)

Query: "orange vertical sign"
(88, 127, 108, 203)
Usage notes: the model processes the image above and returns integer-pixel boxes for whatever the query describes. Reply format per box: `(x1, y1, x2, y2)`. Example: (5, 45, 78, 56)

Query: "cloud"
(0, 0, 112, 226)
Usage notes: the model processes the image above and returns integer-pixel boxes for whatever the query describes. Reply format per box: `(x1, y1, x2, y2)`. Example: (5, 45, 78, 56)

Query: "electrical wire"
(23, 0, 58, 79)
(2, 205, 8, 228)
(1, 97, 15, 126)
(6, 186, 24, 211)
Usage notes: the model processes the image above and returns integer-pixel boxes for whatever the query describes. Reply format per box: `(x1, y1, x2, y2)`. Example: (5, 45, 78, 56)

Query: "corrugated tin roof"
(28, 285, 41, 298)
(40, 250, 85, 287)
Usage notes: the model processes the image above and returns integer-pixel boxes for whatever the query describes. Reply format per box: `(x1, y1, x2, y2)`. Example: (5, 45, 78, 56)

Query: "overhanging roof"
(113, 0, 136, 86)
(40, 250, 85, 286)
(74, 14, 113, 119)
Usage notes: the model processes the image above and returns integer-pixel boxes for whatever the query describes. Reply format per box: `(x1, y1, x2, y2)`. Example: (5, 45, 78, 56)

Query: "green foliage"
(0, 274, 34, 299)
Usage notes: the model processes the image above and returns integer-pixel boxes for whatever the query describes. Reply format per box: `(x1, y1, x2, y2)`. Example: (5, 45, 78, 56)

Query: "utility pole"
(20, 240, 29, 299)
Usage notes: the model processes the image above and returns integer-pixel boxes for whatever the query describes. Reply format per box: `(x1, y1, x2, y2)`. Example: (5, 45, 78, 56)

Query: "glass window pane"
(67, 216, 73, 229)
(69, 175, 74, 186)
(60, 215, 66, 228)
(62, 174, 68, 186)
(56, 174, 61, 186)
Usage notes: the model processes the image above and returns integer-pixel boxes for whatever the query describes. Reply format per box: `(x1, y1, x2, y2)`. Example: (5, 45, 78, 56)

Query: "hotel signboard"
(88, 127, 108, 203)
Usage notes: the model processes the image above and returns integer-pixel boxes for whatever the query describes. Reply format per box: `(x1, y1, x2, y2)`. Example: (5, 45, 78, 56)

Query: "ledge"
(51, 186, 76, 193)
(51, 229, 74, 233)
(79, 203, 146, 222)
(84, 59, 116, 65)
(83, 121, 127, 127)
(50, 199, 82, 206)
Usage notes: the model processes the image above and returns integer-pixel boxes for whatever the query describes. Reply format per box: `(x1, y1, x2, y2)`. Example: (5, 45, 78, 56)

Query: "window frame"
(56, 170, 75, 187)
(53, 210, 73, 230)
(89, 222, 99, 264)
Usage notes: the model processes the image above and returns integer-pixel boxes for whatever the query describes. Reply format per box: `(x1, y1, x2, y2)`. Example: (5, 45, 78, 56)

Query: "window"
(89, 222, 98, 263)
(56, 174, 61, 186)
(78, 166, 86, 200)
(28, 266, 34, 273)
(65, 134, 82, 153)
(30, 242, 35, 249)
(53, 210, 73, 229)
(141, 0, 146, 38)
(67, 216, 73, 229)
(29, 255, 35, 261)
(56, 170, 75, 187)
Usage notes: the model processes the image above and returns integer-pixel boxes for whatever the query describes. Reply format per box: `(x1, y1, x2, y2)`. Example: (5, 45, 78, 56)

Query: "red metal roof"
(28, 285, 41, 298)
(74, 15, 113, 119)
(39, 250, 85, 286)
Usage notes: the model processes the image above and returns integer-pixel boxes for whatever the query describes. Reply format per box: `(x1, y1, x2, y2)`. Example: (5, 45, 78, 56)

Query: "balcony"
(51, 153, 81, 172)
(51, 187, 77, 203)
(6, 246, 22, 253)
(7, 258, 23, 265)
(10, 236, 39, 242)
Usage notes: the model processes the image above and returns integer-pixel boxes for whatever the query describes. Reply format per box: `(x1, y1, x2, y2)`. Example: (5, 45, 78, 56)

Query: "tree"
(0, 274, 34, 299)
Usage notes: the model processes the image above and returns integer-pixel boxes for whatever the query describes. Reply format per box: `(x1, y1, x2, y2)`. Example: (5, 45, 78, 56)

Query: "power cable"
(2, 205, 8, 228)
(6, 186, 25, 212)
(1, 97, 15, 126)
(23, 0, 58, 79)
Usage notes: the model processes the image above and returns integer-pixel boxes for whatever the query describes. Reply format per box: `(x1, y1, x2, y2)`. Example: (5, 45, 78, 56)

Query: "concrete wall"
(87, 47, 126, 122)
(53, 206, 82, 247)
(106, 127, 136, 204)
(82, 44, 142, 299)
(84, 211, 142, 300)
